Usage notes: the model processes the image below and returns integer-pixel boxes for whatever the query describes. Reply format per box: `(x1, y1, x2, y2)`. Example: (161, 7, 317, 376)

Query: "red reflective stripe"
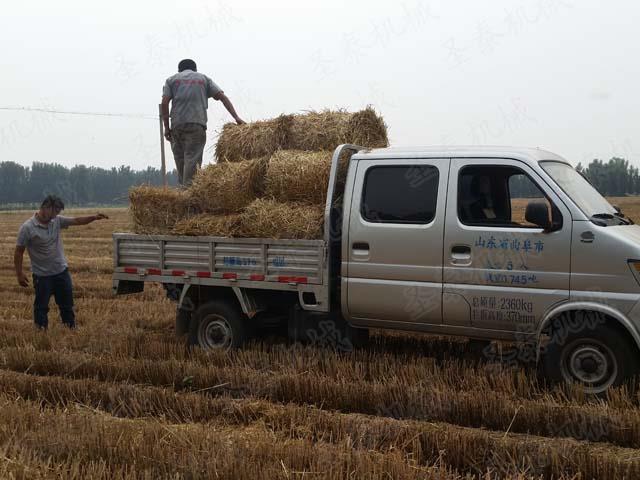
(222, 272, 237, 280)
(124, 267, 137, 274)
(196, 271, 211, 278)
(278, 276, 307, 284)
(171, 270, 186, 276)
(147, 268, 161, 275)
(249, 274, 265, 281)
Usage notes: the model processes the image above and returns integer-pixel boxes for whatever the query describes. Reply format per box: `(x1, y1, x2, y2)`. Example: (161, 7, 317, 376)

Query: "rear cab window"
(361, 165, 439, 224)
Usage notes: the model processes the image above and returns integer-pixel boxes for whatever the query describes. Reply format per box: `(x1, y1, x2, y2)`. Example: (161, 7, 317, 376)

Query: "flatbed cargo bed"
(112, 233, 330, 311)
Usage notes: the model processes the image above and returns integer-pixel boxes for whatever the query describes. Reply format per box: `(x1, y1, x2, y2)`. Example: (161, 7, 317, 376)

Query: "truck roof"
(357, 145, 569, 164)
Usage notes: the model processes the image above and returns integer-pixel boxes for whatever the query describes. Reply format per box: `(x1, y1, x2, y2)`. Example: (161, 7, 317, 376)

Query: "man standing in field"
(14, 195, 108, 330)
(162, 58, 246, 185)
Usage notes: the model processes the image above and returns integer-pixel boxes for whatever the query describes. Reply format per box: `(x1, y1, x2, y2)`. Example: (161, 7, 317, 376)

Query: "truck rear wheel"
(542, 322, 638, 395)
(189, 300, 248, 351)
(175, 308, 192, 337)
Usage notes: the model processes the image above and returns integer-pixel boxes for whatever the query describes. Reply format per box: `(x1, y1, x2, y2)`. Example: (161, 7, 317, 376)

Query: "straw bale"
(345, 106, 389, 148)
(171, 213, 241, 237)
(215, 114, 293, 162)
(264, 150, 334, 205)
(189, 158, 269, 214)
(287, 110, 351, 151)
(237, 199, 324, 239)
(214, 108, 388, 162)
(129, 185, 198, 234)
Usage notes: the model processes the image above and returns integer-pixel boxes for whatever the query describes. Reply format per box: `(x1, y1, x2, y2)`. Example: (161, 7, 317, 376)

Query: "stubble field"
(1, 201, 640, 479)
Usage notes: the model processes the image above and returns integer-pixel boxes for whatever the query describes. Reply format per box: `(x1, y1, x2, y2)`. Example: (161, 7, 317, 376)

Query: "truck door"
(345, 158, 449, 326)
(443, 158, 571, 333)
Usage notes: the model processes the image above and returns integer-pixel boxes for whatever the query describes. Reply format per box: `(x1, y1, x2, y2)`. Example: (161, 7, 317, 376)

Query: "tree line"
(576, 157, 640, 197)
(0, 156, 639, 207)
(0, 161, 178, 207)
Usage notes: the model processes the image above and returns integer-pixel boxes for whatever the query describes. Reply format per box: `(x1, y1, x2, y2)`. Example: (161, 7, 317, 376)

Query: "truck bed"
(112, 233, 329, 310)
(112, 145, 363, 315)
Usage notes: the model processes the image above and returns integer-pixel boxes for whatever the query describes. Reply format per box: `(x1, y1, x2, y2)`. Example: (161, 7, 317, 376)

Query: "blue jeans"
(32, 268, 75, 329)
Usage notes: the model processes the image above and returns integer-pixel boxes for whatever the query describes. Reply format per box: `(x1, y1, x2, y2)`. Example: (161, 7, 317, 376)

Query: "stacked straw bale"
(172, 213, 241, 237)
(215, 107, 387, 162)
(130, 107, 387, 239)
(188, 158, 268, 213)
(214, 114, 293, 163)
(264, 150, 333, 205)
(129, 186, 199, 234)
(170, 200, 324, 239)
(236, 199, 325, 239)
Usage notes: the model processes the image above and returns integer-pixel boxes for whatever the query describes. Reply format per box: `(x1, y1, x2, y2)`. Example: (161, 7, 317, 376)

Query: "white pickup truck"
(113, 144, 640, 394)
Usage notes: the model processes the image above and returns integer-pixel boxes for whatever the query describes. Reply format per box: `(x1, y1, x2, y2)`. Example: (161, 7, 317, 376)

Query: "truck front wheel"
(189, 300, 248, 351)
(541, 322, 638, 395)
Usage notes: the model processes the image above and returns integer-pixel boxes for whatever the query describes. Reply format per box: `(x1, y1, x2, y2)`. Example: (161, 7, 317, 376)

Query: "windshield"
(540, 161, 616, 217)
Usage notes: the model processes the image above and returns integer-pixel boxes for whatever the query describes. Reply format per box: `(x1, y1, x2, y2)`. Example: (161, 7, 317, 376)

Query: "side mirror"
(525, 201, 551, 230)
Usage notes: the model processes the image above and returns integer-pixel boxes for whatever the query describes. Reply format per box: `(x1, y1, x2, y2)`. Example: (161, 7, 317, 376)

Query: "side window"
(458, 165, 561, 228)
(361, 165, 439, 224)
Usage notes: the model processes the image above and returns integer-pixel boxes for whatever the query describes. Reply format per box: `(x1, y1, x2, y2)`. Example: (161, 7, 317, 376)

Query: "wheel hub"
(198, 314, 233, 350)
(564, 343, 616, 390)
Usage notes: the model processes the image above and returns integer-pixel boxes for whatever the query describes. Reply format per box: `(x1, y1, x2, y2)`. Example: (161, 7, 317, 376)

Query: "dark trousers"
(33, 268, 75, 329)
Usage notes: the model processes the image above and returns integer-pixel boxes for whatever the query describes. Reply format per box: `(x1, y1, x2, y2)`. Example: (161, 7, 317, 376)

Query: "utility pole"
(158, 103, 167, 187)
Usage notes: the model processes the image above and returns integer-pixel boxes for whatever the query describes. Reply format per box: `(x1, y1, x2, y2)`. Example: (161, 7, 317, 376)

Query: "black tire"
(348, 326, 369, 349)
(542, 320, 639, 395)
(188, 300, 248, 351)
(175, 308, 192, 337)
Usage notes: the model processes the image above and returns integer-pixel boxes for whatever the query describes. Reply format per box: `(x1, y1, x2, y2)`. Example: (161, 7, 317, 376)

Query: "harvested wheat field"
(3, 205, 640, 478)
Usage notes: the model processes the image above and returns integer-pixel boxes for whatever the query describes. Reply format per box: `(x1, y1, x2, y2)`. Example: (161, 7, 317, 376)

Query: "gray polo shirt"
(16, 214, 73, 277)
(162, 69, 222, 129)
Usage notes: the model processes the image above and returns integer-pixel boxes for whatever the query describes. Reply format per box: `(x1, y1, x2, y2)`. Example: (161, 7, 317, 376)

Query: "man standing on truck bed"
(14, 195, 108, 330)
(162, 58, 246, 185)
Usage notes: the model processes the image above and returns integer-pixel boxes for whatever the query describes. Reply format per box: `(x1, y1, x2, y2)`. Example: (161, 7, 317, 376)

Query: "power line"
(0, 106, 157, 120)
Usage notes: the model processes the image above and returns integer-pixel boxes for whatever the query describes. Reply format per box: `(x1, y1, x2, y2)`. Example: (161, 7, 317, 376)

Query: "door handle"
(352, 242, 370, 254)
(451, 245, 471, 255)
(451, 245, 472, 265)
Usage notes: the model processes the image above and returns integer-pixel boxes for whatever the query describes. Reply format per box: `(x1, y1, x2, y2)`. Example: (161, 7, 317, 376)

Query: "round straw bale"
(237, 199, 324, 239)
(129, 185, 198, 234)
(215, 114, 293, 162)
(189, 158, 269, 214)
(264, 150, 334, 205)
(171, 213, 241, 237)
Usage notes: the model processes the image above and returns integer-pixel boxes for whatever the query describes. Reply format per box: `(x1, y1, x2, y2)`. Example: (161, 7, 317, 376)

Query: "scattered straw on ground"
(129, 185, 198, 234)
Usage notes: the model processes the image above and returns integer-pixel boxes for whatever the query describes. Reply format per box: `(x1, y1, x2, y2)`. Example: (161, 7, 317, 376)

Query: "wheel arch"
(177, 284, 265, 319)
(537, 301, 640, 361)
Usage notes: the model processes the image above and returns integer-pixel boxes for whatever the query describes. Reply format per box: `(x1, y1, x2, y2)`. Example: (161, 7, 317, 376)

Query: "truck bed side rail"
(113, 235, 326, 285)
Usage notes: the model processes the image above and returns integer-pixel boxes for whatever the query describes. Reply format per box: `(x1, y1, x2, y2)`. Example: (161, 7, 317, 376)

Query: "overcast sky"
(0, 0, 638, 171)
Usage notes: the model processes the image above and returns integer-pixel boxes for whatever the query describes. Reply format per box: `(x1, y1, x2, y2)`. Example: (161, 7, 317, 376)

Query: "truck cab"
(340, 145, 640, 394)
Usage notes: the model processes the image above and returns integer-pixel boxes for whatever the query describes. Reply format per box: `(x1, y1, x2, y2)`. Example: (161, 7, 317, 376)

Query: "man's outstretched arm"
(14, 246, 28, 287)
(68, 213, 109, 226)
(213, 91, 245, 125)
